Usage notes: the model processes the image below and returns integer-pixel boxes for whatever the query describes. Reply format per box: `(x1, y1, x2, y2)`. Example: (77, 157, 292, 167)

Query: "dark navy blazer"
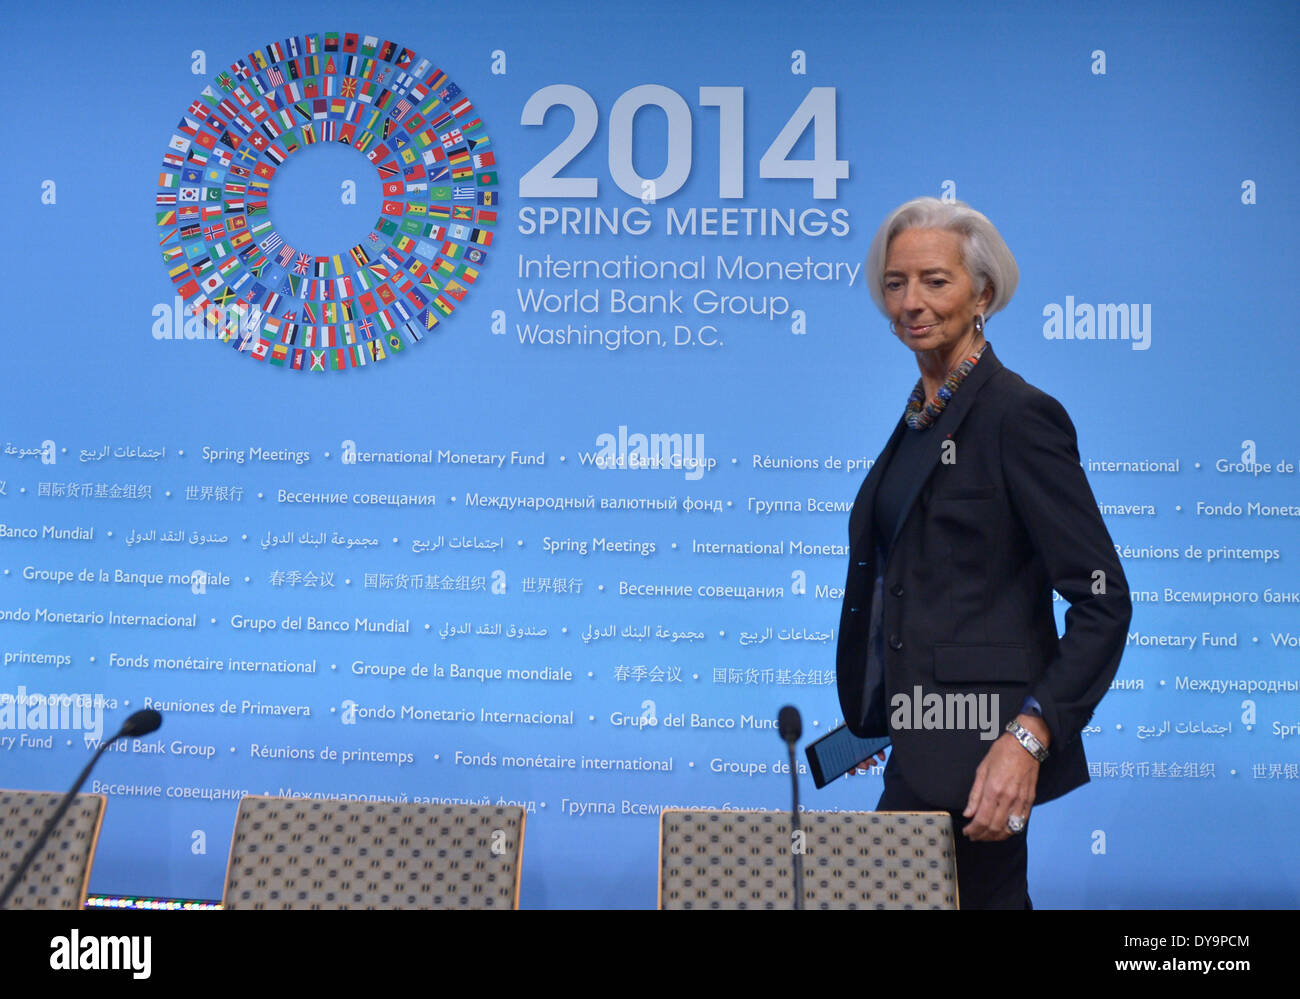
(836, 342, 1132, 809)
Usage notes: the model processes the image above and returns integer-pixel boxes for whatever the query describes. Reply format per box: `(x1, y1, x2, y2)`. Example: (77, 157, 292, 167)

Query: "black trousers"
(875, 756, 1032, 910)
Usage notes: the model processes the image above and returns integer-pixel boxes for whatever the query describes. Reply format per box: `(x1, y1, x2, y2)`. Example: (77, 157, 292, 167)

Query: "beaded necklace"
(903, 342, 988, 431)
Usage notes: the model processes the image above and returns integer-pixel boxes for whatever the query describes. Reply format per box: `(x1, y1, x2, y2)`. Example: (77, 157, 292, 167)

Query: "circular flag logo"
(156, 32, 497, 372)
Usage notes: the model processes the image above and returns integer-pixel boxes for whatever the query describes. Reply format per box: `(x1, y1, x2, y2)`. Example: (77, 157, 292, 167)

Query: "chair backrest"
(658, 809, 958, 909)
(0, 789, 106, 910)
(222, 795, 526, 909)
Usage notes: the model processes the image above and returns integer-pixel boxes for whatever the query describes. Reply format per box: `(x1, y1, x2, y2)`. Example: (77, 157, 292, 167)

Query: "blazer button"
(890, 583, 904, 598)
(888, 635, 903, 651)
(849, 607, 859, 613)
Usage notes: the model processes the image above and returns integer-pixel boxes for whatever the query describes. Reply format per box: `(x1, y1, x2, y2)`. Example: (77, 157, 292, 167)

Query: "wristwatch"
(1005, 719, 1048, 763)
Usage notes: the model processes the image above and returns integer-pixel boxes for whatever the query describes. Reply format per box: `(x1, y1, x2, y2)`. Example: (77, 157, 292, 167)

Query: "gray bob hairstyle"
(864, 197, 1019, 319)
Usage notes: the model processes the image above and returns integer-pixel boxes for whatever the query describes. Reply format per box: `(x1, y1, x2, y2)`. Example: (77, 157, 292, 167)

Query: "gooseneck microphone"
(0, 709, 163, 909)
(777, 705, 803, 911)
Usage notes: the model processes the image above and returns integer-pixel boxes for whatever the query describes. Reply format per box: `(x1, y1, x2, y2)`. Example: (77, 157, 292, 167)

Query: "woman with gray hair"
(837, 197, 1132, 908)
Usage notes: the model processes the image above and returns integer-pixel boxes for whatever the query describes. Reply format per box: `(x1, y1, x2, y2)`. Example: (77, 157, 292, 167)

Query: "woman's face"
(882, 228, 992, 355)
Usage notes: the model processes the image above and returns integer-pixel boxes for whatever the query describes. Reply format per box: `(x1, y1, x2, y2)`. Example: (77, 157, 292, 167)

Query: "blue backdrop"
(0, 0, 1297, 908)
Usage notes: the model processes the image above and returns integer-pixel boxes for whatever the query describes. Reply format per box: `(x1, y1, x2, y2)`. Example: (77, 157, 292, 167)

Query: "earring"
(973, 313, 984, 335)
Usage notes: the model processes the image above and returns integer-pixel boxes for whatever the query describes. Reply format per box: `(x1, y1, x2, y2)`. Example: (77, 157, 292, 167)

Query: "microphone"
(121, 709, 162, 738)
(0, 709, 164, 909)
(778, 706, 802, 745)
(777, 705, 803, 910)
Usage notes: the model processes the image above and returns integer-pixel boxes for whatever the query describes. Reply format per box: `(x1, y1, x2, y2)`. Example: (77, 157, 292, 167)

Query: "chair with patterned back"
(0, 789, 107, 910)
(222, 795, 526, 909)
(658, 809, 959, 909)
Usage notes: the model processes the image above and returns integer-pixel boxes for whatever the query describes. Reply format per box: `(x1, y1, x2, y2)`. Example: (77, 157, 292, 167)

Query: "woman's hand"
(846, 749, 887, 776)
(961, 721, 1042, 840)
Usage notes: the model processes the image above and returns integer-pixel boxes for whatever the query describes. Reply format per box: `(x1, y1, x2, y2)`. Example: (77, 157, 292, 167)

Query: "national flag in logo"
(473, 151, 496, 169)
(433, 295, 454, 316)
(475, 210, 497, 226)
(293, 253, 310, 275)
(457, 265, 479, 284)
(477, 171, 498, 186)
(470, 229, 493, 246)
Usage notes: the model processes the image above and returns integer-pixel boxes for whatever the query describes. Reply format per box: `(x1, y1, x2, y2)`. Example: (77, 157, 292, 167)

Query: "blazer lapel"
(851, 342, 1006, 555)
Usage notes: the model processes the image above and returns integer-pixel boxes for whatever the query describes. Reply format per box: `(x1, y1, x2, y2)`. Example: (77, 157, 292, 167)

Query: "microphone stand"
(0, 712, 160, 908)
